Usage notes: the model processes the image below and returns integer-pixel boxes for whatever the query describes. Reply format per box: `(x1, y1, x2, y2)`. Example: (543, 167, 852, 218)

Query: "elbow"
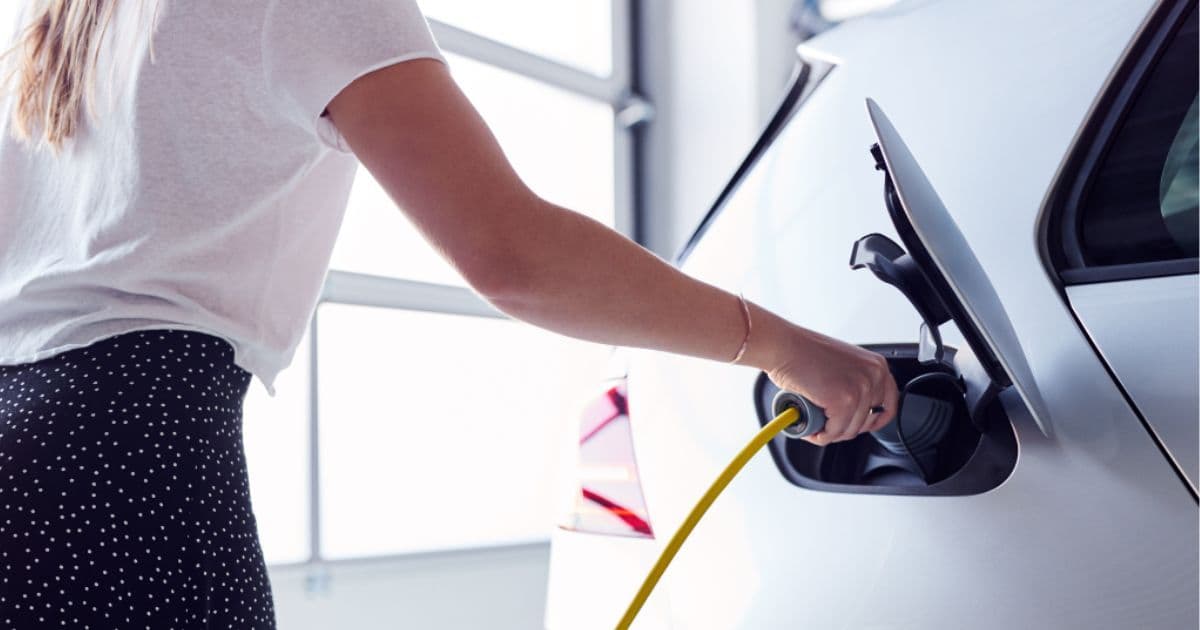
(456, 194, 559, 311)
(459, 243, 541, 313)
(467, 270, 527, 311)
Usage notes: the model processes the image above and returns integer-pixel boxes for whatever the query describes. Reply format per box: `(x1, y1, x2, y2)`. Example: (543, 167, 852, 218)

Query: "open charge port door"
(755, 100, 1021, 497)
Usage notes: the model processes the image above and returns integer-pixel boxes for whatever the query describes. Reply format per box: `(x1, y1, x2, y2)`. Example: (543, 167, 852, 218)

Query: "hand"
(764, 325, 899, 446)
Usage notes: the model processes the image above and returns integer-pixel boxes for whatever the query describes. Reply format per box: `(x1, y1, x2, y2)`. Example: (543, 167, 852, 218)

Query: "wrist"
(734, 300, 807, 373)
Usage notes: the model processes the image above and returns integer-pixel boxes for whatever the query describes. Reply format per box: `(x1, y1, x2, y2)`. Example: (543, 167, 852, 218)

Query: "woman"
(0, 1, 898, 627)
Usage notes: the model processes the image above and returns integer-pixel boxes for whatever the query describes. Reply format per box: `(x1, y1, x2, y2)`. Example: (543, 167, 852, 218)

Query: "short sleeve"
(262, 0, 446, 152)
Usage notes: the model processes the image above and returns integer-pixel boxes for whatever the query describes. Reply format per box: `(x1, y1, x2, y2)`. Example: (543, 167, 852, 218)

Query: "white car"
(546, 0, 1199, 628)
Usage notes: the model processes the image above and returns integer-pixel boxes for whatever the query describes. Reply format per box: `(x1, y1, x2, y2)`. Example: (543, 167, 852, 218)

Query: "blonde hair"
(5, 0, 118, 150)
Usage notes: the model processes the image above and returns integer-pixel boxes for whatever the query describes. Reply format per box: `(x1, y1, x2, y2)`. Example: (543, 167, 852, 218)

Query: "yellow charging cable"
(615, 406, 800, 630)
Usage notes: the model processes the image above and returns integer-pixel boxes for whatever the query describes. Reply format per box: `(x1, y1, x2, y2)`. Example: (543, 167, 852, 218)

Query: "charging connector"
(771, 390, 826, 438)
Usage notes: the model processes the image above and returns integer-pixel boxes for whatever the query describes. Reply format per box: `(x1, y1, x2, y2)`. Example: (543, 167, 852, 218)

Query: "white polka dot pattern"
(0, 330, 276, 629)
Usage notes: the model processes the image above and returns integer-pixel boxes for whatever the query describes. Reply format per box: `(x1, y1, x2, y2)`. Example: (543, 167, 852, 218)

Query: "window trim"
(1043, 0, 1198, 285)
(673, 55, 835, 265)
(322, 271, 505, 319)
(1059, 258, 1199, 285)
(428, 19, 624, 103)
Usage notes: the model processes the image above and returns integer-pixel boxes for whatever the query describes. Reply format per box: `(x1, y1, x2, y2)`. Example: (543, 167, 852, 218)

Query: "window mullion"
(321, 270, 505, 319)
(429, 19, 624, 104)
(609, 0, 634, 91)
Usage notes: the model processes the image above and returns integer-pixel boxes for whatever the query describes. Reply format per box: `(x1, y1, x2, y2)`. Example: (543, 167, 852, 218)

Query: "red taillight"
(559, 381, 654, 538)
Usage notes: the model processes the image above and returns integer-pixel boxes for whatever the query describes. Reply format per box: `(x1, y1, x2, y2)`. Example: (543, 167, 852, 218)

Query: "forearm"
(477, 198, 799, 373)
(327, 59, 795, 373)
(328, 59, 898, 443)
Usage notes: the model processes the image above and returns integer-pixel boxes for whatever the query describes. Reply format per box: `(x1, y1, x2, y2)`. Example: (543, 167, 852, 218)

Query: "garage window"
(243, 1, 645, 565)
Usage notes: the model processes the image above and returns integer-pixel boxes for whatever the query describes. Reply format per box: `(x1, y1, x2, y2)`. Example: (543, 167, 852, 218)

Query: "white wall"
(270, 544, 551, 630)
(638, 0, 801, 257)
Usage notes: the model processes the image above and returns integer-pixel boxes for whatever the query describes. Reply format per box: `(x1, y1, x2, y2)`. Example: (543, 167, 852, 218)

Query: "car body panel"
(544, 530, 670, 630)
(1066, 275, 1199, 490)
(547, 0, 1198, 627)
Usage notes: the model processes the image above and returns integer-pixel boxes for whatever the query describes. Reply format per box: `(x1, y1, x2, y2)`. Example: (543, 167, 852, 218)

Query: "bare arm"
(326, 59, 898, 443)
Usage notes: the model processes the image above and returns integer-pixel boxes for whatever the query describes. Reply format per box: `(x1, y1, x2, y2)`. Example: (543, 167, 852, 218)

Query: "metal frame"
(429, 20, 622, 103)
(306, 311, 322, 564)
(287, 2, 645, 572)
(322, 271, 504, 319)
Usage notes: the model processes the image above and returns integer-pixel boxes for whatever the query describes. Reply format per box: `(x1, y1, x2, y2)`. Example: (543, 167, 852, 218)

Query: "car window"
(1076, 5, 1198, 267)
(1159, 97, 1199, 254)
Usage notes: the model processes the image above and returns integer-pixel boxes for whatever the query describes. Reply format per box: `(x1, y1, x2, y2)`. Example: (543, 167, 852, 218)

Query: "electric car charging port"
(753, 344, 1016, 496)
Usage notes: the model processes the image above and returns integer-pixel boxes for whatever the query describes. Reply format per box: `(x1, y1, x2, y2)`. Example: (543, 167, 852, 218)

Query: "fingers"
(869, 371, 901, 432)
(802, 392, 870, 446)
(803, 431, 834, 447)
(802, 354, 897, 445)
(842, 392, 875, 442)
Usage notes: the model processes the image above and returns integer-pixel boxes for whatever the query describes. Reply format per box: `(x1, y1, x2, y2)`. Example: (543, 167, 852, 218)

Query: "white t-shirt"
(0, 0, 444, 395)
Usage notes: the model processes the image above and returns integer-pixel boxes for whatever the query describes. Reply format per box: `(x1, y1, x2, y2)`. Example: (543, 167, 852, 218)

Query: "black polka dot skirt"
(0, 329, 276, 629)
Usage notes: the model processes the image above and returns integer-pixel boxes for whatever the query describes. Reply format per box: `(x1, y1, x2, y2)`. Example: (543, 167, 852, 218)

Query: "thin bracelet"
(729, 293, 752, 364)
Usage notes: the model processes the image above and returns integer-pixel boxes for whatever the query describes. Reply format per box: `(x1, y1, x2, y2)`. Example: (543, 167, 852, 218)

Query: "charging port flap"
(859, 99, 1048, 429)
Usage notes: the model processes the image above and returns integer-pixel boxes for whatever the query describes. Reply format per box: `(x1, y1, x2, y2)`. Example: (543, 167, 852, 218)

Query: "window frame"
(1044, 0, 1199, 287)
(267, 1, 647, 569)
